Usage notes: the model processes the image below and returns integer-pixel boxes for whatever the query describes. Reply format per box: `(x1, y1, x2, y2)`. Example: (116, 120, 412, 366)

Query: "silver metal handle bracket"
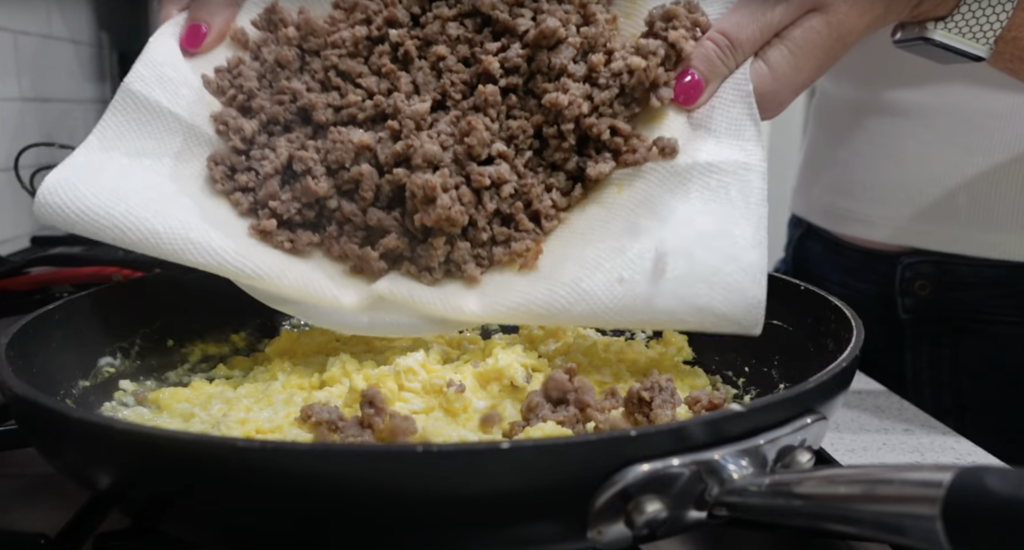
(587, 413, 829, 549)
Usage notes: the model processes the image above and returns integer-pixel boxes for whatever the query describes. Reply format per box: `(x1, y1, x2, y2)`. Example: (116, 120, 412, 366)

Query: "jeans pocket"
(898, 256, 1024, 324)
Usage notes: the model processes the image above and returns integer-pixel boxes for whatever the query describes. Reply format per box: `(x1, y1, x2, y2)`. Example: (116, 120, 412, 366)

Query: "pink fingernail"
(674, 69, 705, 107)
(180, 23, 209, 53)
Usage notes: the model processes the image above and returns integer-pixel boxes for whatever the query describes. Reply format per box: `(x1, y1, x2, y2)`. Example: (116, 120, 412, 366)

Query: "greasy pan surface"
(0, 269, 862, 550)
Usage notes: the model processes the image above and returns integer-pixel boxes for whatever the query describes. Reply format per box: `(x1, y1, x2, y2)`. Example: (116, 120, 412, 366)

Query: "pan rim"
(0, 271, 864, 454)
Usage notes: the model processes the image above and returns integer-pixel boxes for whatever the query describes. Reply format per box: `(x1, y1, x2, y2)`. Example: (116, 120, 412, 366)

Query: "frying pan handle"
(709, 465, 1024, 550)
(941, 466, 1024, 550)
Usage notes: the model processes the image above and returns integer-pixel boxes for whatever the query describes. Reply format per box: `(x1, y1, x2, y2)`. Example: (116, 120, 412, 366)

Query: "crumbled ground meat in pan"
(130, 390, 149, 406)
(297, 387, 418, 443)
(479, 410, 504, 433)
(679, 374, 729, 413)
(622, 369, 683, 426)
(296, 402, 375, 443)
(683, 387, 727, 414)
(204, 0, 710, 284)
(503, 363, 629, 438)
(298, 369, 727, 443)
(446, 378, 467, 393)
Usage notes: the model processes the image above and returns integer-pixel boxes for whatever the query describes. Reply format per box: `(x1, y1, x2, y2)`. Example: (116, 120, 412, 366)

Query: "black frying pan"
(1, 269, 1020, 550)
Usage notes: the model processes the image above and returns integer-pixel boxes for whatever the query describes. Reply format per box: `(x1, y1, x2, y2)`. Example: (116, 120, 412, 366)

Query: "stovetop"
(0, 272, 893, 550)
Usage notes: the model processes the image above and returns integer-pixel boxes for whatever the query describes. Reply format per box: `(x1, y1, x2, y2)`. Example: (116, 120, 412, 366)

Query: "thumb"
(180, 0, 245, 56)
(675, 0, 810, 110)
(159, 0, 191, 24)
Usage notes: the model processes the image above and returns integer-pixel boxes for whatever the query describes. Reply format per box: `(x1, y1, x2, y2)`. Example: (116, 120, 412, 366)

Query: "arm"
(989, 3, 1024, 81)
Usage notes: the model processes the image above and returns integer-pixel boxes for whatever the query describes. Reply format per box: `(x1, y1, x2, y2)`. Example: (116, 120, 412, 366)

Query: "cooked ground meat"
(296, 402, 375, 443)
(130, 390, 149, 406)
(479, 410, 504, 432)
(593, 386, 632, 432)
(683, 387, 727, 414)
(297, 387, 418, 443)
(446, 378, 467, 393)
(204, 0, 710, 284)
(622, 370, 682, 426)
(503, 363, 628, 438)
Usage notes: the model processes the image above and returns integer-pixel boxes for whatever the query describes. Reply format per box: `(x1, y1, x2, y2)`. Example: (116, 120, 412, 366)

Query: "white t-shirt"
(792, 29, 1024, 262)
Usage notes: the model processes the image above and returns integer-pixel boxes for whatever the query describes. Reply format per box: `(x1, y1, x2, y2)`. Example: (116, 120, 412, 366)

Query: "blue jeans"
(775, 216, 1024, 466)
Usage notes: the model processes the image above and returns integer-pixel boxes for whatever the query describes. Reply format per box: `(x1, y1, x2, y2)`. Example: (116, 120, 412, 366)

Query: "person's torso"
(793, 29, 1024, 262)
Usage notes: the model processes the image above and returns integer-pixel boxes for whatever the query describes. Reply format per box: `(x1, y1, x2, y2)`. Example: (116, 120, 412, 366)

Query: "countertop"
(824, 372, 1003, 466)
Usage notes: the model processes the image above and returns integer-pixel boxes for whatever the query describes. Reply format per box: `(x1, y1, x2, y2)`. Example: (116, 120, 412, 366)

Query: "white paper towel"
(34, 0, 767, 337)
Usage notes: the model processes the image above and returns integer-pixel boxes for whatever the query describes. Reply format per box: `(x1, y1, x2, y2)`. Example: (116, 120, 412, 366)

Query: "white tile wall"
(0, 171, 37, 253)
(0, 32, 17, 99)
(0, 0, 111, 254)
(0, 0, 51, 36)
(16, 34, 110, 101)
(46, 0, 103, 44)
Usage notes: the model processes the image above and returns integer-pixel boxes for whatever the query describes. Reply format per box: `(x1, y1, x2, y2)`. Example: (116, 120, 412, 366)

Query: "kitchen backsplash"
(0, 0, 113, 254)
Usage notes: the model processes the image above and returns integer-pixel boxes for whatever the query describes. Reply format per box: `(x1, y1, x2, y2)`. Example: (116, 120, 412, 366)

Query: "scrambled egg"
(100, 326, 717, 444)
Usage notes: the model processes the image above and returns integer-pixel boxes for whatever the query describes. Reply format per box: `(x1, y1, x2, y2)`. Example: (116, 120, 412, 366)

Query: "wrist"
(988, 4, 1024, 79)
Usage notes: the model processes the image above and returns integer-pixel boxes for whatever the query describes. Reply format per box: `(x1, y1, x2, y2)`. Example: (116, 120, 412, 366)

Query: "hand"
(160, 0, 245, 56)
(672, 0, 961, 120)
